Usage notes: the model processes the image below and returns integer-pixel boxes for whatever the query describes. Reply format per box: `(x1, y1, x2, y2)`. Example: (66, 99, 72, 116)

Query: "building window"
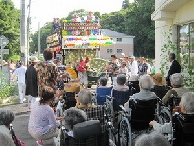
(117, 49, 122, 53)
(116, 38, 122, 42)
(178, 23, 194, 67)
(107, 49, 113, 53)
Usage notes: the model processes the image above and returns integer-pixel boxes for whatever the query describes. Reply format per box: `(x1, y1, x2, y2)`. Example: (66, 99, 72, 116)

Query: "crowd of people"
(0, 50, 193, 146)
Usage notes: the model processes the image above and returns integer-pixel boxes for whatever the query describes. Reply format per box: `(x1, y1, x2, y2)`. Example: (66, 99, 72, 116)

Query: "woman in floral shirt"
(37, 48, 59, 97)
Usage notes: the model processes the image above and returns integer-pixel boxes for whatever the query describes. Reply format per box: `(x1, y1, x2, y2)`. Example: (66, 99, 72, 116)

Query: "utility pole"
(38, 22, 41, 58)
(20, 0, 27, 65)
(27, 0, 32, 64)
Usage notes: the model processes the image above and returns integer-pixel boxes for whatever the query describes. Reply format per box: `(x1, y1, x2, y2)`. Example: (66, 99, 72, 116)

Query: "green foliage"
(29, 1, 155, 58)
(101, 11, 126, 33)
(8, 54, 20, 62)
(0, 76, 18, 99)
(66, 9, 88, 20)
(29, 22, 53, 53)
(160, 26, 194, 87)
(0, 0, 20, 60)
(100, 0, 155, 58)
(122, 0, 130, 9)
(160, 26, 176, 76)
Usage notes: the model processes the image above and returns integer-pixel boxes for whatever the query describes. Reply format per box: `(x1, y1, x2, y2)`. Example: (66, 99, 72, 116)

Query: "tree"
(0, 0, 20, 60)
(100, 0, 155, 58)
(65, 9, 88, 20)
(100, 11, 126, 33)
(29, 22, 53, 54)
(122, 0, 130, 9)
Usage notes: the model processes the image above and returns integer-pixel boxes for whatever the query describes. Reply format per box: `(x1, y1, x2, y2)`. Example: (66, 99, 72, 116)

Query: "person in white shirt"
(12, 61, 27, 103)
(145, 59, 152, 74)
(129, 56, 138, 76)
(119, 61, 129, 76)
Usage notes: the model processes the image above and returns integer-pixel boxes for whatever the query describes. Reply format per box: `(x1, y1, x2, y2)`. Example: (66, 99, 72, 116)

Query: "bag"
(10, 124, 26, 146)
(12, 135, 26, 146)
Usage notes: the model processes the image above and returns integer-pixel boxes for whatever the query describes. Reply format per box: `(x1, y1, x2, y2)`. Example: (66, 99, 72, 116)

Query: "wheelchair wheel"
(157, 108, 174, 145)
(119, 117, 132, 146)
(158, 108, 172, 125)
(108, 126, 117, 146)
(104, 99, 114, 122)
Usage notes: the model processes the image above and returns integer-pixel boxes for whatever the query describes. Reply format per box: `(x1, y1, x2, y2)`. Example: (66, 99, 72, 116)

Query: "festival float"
(46, 12, 114, 87)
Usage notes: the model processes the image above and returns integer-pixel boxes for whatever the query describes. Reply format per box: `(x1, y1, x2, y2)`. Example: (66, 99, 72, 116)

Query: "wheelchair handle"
(119, 105, 126, 112)
(106, 95, 112, 101)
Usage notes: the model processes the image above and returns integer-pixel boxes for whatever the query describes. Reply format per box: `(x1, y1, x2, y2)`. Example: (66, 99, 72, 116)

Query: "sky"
(12, 0, 133, 32)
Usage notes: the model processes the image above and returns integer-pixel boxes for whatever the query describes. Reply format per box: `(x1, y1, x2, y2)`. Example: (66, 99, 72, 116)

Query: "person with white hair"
(129, 74, 157, 100)
(113, 74, 129, 91)
(124, 74, 157, 108)
(75, 89, 106, 131)
(0, 109, 15, 146)
(135, 131, 170, 146)
(63, 107, 87, 137)
(162, 73, 190, 104)
(166, 53, 181, 86)
(129, 55, 138, 76)
(149, 92, 194, 134)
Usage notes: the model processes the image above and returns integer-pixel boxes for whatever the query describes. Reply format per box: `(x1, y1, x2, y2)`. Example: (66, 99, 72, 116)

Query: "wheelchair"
(167, 94, 181, 113)
(59, 120, 109, 146)
(96, 86, 113, 105)
(118, 97, 159, 146)
(127, 81, 140, 95)
(172, 112, 194, 146)
(155, 97, 174, 145)
(105, 89, 130, 124)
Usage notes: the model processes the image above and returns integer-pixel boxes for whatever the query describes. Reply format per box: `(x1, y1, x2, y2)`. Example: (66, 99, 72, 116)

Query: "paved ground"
(0, 84, 102, 146)
(0, 102, 37, 145)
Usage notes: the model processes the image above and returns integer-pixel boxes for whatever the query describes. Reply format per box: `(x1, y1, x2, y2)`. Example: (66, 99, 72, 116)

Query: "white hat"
(2, 60, 8, 66)
(30, 56, 40, 62)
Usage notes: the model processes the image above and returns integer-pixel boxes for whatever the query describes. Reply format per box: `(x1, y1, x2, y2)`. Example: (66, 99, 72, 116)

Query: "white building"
(100, 29, 135, 59)
(151, 0, 194, 73)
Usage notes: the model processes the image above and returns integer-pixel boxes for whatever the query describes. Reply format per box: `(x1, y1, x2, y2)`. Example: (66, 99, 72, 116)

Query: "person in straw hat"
(151, 73, 167, 99)
(25, 56, 40, 109)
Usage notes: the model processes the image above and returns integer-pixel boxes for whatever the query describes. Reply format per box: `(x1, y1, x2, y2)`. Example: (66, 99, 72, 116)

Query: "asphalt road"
(13, 112, 37, 146)
(0, 103, 37, 146)
(0, 83, 105, 146)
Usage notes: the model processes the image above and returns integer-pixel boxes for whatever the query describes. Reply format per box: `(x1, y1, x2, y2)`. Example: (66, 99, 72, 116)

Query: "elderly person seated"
(75, 89, 106, 131)
(126, 74, 157, 103)
(149, 92, 194, 134)
(113, 74, 129, 91)
(151, 73, 167, 99)
(135, 131, 170, 146)
(0, 109, 15, 146)
(63, 107, 87, 137)
(162, 73, 190, 104)
(96, 77, 113, 105)
(98, 77, 108, 87)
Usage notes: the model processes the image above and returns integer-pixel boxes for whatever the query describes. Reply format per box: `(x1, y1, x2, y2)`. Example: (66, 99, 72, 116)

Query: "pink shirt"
(28, 101, 59, 136)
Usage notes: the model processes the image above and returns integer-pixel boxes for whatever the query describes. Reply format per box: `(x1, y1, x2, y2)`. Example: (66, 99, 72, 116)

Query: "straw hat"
(152, 73, 166, 86)
(121, 61, 127, 65)
(30, 56, 40, 62)
(2, 60, 8, 66)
